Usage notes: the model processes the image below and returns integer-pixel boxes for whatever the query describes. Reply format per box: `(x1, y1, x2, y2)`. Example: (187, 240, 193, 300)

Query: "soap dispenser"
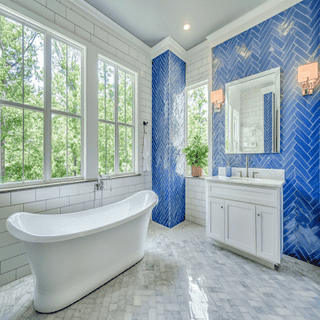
(226, 161, 232, 177)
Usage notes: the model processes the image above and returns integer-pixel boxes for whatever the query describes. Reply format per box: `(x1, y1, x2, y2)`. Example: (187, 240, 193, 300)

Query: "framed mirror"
(225, 67, 280, 154)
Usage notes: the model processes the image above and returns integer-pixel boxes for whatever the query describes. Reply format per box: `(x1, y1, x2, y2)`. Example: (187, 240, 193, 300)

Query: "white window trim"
(185, 80, 211, 177)
(98, 55, 138, 177)
(0, 9, 85, 189)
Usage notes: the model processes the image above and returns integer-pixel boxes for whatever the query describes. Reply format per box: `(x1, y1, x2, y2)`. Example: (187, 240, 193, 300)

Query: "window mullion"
(114, 67, 119, 174)
(132, 75, 135, 173)
(124, 73, 127, 172)
(22, 25, 25, 182)
(66, 45, 69, 178)
(44, 32, 52, 182)
(104, 66, 107, 174)
(0, 104, 2, 180)
(185, 89, 189, 176)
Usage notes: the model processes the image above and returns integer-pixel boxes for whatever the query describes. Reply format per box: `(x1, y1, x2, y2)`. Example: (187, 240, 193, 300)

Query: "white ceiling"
(84, 0, 269, 50)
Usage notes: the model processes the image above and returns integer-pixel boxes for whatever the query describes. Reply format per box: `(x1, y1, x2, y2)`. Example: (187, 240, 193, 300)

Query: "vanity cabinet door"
(207, 197, 225, 242)
(256, 205, 278, 263)
(224, 200, 256, 254)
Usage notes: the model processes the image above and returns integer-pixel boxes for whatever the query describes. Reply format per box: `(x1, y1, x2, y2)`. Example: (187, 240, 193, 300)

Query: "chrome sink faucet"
(246, 155, 249, 178)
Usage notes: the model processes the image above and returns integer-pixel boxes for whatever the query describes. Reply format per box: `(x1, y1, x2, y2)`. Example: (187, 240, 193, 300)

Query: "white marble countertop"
(206, 176, 285, 188)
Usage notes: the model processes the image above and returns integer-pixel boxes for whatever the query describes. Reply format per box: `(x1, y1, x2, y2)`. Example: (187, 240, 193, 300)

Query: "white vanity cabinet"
(224, 200, 256, 255)
(207, 198, 225, 242)
(206, 178, 284, 267)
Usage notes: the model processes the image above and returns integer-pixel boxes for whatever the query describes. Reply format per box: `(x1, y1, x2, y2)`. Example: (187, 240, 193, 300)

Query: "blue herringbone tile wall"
(212, 0, 320, 266)
(152, 50, 186, 228)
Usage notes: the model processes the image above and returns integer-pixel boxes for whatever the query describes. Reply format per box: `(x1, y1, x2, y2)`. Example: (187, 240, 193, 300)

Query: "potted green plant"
(183, 135, 209, 177)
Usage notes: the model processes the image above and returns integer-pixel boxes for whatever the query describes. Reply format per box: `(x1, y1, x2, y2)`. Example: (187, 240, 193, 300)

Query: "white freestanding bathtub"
(6, 190, 158, 313)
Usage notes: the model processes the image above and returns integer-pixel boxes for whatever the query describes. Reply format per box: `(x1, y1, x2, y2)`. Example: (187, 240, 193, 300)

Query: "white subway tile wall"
(186, 48, 211, 87)
(184, 45, 210, 227)
(0, 0, 152, 286)
(185, 178, 206, 226)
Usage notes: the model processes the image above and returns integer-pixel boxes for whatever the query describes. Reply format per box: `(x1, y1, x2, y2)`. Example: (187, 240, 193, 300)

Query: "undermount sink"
(205, 176, 285, 188)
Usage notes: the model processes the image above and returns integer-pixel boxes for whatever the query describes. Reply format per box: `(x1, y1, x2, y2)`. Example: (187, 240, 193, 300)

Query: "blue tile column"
(152, 50, 186, 228)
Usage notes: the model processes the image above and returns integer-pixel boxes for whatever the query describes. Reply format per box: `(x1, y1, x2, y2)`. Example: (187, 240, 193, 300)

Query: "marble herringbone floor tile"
(1, 221, 320, 320)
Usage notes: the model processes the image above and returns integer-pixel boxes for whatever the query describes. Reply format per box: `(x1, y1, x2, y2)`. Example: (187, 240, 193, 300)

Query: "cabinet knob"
(221, 206, 223, 208)
(257, 213, 261, 216)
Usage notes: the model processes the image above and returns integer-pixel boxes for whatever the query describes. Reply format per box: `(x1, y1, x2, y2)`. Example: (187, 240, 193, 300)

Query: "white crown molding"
(206, 0, 302, 48)
(64, 0, 151, 57)
(150, 36, 187, 61)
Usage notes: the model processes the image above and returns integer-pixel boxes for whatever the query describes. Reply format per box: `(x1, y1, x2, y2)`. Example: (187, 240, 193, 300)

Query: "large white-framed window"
(185, 81, 209, 175)
(98, 56, 135, 176)
(0, 9, 84, 187)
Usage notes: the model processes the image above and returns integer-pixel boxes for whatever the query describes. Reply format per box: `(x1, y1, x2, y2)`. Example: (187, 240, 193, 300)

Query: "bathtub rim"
(6, 190, 158, 244)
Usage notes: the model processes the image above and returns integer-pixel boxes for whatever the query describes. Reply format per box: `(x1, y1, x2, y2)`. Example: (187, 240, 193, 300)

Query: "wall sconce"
(297, 61, 320, 96)
(211, 89, 225, 112)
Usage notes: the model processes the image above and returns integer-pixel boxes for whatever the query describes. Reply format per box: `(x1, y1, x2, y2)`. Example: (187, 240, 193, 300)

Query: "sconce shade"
(297, 61, 320, 95)
(211, 89, 225, 109)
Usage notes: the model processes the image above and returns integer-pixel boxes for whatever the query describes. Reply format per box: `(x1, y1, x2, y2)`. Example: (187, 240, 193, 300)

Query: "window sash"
(98, 58, 135, 176)
(50, 37, 83, 181)
(0, 11, 84, 187)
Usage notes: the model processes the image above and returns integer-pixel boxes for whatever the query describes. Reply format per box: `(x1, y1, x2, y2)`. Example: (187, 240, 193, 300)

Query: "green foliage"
(187, 85, 208, 173)
(98, 122, 114, 175)
(0, 16, 44, 183)
(183, 135, 209, 169)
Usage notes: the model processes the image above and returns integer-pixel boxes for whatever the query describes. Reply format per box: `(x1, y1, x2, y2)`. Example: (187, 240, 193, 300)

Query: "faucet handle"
(237, 171, 243, 178)
(252, 172, 259, 178)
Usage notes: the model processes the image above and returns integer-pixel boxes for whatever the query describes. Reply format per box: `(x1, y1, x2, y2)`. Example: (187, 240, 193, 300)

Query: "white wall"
(185, 41, 211, 227)
(0, 0, 152, 286)
(185, 177, 206, 226)
(186, 43, 211, 87)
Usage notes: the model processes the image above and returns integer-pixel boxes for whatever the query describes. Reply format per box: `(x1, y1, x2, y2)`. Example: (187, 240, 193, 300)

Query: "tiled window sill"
(185, 175, 209, 180)
(0, 173, 142, 194)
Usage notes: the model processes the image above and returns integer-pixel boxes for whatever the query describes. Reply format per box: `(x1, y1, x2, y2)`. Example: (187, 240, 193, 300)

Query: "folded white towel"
(143, 129, 151, 172)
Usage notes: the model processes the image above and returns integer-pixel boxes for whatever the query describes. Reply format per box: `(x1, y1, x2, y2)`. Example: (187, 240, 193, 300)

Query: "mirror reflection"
(225, 67, 280, 154)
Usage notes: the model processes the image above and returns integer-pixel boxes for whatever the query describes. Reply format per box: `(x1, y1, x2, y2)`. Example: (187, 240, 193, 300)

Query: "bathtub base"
(24, 210, 151, 313)
(35, 251, 144, 313)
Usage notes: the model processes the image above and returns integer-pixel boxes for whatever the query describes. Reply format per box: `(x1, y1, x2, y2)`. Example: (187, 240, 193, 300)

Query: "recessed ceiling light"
(183, 24, 190, 31)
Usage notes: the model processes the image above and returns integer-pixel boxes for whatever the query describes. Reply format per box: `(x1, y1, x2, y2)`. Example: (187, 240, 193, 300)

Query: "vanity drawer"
(207, 183, 278, 208)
